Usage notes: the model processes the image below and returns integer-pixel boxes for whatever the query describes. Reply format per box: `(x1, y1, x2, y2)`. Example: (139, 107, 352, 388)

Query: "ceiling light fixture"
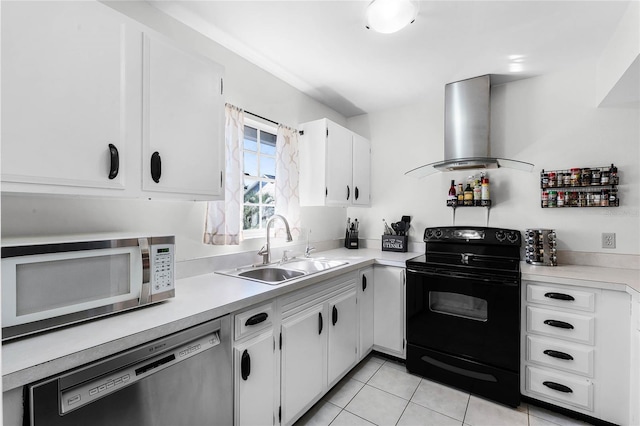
(365, 0, 418, 34)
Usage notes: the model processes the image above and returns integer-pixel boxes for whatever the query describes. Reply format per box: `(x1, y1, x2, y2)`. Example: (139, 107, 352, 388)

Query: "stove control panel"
(424, 227, 521, 245)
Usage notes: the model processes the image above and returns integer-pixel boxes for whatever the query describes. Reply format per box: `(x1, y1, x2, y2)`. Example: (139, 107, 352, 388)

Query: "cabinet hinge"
(325, 187, 328, 198)
(220, 171, 223, 189)
(326, 128, 329, 137)
(220, 78, 224, 95)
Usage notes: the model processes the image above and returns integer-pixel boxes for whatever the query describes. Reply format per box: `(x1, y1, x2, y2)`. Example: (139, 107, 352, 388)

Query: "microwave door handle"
(138, 238, 151, 305)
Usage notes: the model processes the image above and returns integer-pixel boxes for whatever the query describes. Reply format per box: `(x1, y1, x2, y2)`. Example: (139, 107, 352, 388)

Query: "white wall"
(0, 1, 349, 261)
(347, 61, 640, 255)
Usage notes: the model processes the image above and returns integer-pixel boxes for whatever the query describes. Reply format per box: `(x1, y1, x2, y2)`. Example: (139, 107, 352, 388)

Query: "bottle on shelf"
(481, 172, 490, 202)
(457, 183, 464, 205)
(463, 179, 474, 206)
(473, 177, 482, 206)
(448, 180, 457, 202)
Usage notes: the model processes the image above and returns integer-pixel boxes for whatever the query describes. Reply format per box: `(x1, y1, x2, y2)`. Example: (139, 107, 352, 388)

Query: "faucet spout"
(259, 214, 293, 264)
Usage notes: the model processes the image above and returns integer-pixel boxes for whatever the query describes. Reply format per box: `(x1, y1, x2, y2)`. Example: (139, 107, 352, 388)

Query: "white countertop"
(2, 248, 417, 391)
(521, 262, 640, 294)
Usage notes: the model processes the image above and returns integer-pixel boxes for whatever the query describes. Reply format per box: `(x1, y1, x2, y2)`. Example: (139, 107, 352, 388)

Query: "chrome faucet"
(257, 214, 293, 265)
(305, 229, 315, 258)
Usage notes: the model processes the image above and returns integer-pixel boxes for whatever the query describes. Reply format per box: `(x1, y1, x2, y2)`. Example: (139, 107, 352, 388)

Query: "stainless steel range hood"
(406, 75, 533, 178)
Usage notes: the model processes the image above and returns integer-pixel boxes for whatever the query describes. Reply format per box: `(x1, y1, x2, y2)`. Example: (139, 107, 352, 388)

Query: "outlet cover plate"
(602, 233, 616, 249)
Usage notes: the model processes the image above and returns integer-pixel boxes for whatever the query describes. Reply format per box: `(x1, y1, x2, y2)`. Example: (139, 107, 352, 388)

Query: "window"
(242, 120, 277, 235)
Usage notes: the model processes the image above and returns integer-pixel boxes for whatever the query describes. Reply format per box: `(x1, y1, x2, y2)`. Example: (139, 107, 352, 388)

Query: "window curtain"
(203, 104, 244, 245)
(275, 124, 301, 239)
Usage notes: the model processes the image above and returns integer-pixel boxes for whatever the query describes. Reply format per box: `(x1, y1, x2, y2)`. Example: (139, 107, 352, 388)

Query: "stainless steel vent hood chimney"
(406, 75, 533, 178)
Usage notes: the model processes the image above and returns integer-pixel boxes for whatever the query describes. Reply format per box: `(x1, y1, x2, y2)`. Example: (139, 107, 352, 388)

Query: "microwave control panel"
(150, 244, 174, 294)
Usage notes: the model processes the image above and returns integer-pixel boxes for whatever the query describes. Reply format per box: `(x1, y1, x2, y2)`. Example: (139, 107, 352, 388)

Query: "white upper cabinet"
(142, 33, 224, 198)
(299, 118, 371, 207)
(1, 1, 140, 195)
(1, 1, 225, 201)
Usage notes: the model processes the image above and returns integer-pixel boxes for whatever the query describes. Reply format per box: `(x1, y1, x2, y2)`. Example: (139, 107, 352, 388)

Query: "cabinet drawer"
(234, 302, 274, 341)
(526, 366, 593, 411)
(526, 335, 594, 377)
(527, 306, 594, 345)
(527, 283, 595, 312)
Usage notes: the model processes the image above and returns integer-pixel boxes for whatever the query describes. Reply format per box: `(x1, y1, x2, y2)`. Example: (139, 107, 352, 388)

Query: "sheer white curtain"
(275, 124, 301, 238)
(203, 104, 244, 245)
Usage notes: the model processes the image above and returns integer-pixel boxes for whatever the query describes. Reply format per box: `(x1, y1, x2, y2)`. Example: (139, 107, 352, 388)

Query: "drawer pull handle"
(108, 144, 119, 179)
(318, 312, 323, 335)
(544, 319, 574, 329)
(245, 312, 268, 326)
(241, 349, 251, 380)
(543, 381, 573, 393)
(544, 292, 575, 301)
(332, 305, 338, 326)
(543, 349, 574, 360)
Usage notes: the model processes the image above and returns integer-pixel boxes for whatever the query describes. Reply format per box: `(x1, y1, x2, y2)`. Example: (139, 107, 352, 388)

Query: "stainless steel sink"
(237, 267, 305, 282)
(217, 257, 348, 285)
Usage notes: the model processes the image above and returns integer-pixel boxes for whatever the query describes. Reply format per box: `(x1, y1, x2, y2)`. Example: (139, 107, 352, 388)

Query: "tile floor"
(295, 354, 592, 426)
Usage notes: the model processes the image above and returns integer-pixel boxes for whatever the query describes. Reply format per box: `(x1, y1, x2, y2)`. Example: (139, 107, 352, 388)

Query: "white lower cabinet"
(279, 272, 358, 425)
(358, 267, 374, 360)
(233, 302, 278, 426)
(327, 289, 358, 387)
(373, 266, 406, 358)
(281, 303, 327, 425)
(521, 280, 632, 425)
(234, 330, 277, 426)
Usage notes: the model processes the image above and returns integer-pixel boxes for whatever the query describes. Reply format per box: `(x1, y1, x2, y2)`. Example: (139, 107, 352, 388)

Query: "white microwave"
(1, 235, 175, 341)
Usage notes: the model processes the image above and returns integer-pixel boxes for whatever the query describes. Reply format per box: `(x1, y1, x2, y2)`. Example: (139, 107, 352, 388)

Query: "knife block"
(345, 230, 359, 249)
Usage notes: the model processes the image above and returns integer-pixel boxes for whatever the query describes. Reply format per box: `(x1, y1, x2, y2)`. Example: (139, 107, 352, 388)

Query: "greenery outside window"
(243, 119, 277, 236)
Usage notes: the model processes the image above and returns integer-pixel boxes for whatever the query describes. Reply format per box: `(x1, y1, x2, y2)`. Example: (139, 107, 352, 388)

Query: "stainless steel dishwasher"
(27, 315, 232, 426)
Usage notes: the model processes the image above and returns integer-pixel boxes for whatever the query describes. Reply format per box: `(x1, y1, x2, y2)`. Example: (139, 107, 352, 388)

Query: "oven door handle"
(406, 268, 519, 286)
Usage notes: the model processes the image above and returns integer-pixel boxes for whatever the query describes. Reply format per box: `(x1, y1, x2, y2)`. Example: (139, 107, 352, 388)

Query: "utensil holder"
(345, 230, 359, 249)
(382, 235, 408, 252)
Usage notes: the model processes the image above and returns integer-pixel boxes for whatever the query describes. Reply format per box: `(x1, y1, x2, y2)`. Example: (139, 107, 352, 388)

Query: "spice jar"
(562, 172, 571, 186)
(570, 168, 581, 186)
(541, 191, 549, 207)
(600, 189, 609, 206)
(600, 169, 610, 185)
(609, 189, 618, 206)
(541, 172, 549, 188)
(548, 190, 557, 207)
(581, 168, 592, 186)
(578, 192, 586, 207)
(591, 168, 601, 185)
(609, 164, 618, 185)
(548, 172, 556, 187)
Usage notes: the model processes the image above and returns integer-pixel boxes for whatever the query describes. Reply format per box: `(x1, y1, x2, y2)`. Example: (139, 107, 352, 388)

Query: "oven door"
(406, 267, 520, 372)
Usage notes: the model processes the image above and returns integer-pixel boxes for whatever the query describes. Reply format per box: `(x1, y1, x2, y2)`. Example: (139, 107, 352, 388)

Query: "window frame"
(241, 118, 278, 239)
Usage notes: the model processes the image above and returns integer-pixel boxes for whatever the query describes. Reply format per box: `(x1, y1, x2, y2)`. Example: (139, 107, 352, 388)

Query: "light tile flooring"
(295, 354, 592, 426)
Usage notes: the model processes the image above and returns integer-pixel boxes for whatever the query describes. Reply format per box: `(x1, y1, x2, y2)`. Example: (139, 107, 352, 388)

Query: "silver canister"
(525, 229, 557, 266)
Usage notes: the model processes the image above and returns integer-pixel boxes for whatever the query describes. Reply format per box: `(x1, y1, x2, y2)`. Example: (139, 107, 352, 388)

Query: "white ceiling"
(148, 1, 631, 118)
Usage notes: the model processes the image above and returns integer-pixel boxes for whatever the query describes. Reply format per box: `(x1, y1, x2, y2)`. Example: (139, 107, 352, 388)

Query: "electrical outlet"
(602, 233, 616, 249)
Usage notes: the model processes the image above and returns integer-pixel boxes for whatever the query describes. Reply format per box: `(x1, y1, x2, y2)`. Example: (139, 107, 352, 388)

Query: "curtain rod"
(245, 110, 279, 126)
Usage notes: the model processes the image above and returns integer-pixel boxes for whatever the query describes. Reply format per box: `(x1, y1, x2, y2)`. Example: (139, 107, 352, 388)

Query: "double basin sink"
(218, 258, 348, 285)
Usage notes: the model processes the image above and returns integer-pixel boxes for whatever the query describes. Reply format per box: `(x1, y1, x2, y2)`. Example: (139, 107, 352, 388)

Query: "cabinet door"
(352, 134, 371, 206)
(1, 1, 140, 193)
(281, 304, 327, 425)
(142, 32, 224, 199)
(358, 268, 374, 359)
(328, 289, 358, 386)
(235, 331, 276, 426)
(325, 121, 353, 205)
(373, 266, 406, 358)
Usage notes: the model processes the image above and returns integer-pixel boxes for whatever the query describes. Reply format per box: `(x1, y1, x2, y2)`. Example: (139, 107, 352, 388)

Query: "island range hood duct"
(405, 75, 533, 178)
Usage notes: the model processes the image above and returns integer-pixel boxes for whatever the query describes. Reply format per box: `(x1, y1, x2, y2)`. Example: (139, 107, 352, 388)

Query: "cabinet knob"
(543, 349, 574, 360)
(151, 151, 162, 183)
(245, 312, 268, 326)
(543, 381, 573, 393)
(543, 319, 574, 329)
(544, 292, 575, 301)
(241, 349, 251, 380)
(108, 144, 119, 180)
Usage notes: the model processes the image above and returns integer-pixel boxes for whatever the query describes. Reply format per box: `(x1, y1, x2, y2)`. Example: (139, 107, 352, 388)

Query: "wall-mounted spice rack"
(446, 200, 492, 208)
(540, 164, 619, 208)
